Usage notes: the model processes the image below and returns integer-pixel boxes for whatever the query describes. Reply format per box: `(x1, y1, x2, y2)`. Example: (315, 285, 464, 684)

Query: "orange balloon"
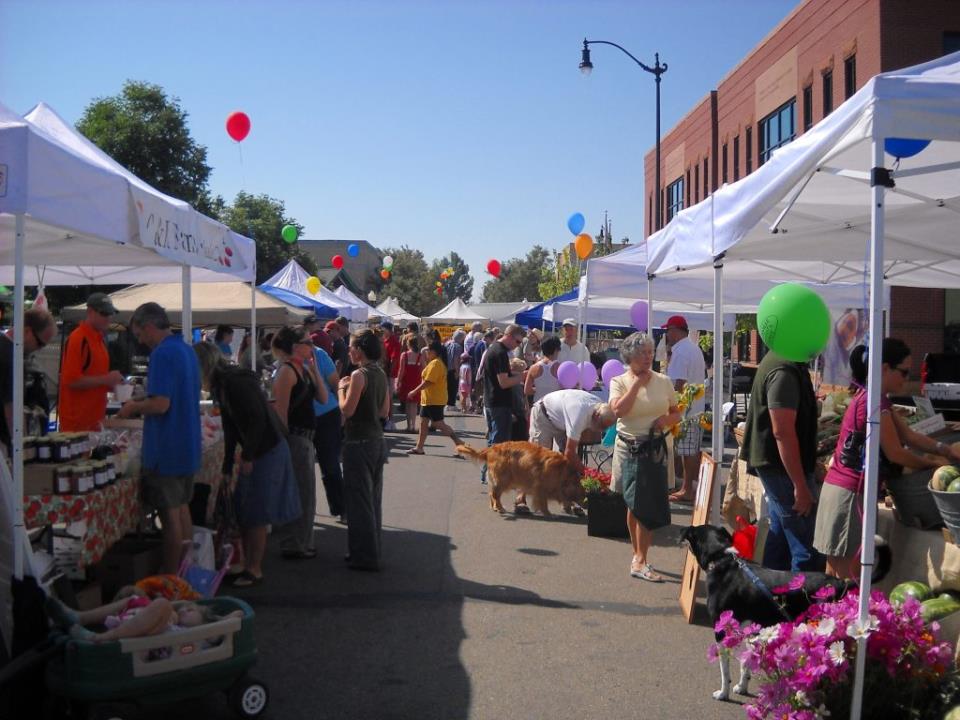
(380, 269, 390, 280)
(574, 233, 594, 260)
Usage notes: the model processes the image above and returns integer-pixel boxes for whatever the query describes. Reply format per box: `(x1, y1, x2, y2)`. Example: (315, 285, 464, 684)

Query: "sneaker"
(384, 420, 397, 432)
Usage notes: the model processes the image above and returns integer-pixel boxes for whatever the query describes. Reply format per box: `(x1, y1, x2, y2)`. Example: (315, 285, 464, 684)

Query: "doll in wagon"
(45, 593, 243, 643)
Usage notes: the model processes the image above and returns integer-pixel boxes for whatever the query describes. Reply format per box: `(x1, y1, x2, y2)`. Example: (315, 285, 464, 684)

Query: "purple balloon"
(557, 361, 580, 389)
(601, 359, 625, 387)
(630, 300, 648, 331)
(579, 361, 598, 390)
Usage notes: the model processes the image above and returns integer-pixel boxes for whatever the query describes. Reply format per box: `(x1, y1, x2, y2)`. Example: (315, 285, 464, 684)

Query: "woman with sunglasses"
(814, 338, 960, 579)
(271, 327, 328, 560)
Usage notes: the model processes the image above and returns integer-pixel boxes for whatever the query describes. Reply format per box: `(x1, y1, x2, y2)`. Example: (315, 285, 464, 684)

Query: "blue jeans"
(480, 406, 513, 484)
(756, 467, 825, 573)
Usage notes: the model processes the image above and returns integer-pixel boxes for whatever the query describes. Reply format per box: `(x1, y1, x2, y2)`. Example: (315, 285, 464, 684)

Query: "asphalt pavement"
(139, 412, 746, 720)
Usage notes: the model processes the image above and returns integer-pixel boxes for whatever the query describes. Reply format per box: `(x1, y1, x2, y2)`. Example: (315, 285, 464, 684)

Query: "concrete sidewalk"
(142, 412, 746, 720)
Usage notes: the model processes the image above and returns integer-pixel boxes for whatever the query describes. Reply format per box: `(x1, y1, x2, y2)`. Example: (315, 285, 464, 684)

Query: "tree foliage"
(77, 80, 216, 213)
(538, 248, 581, 301)
(480, 246, 552, 303)
(430, 252, 473, 304)
(218, 192, 316, 284)
(379, 246, 438, 317)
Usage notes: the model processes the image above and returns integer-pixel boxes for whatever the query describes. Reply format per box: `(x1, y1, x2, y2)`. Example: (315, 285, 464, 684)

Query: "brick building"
(644, 0, 960, 372)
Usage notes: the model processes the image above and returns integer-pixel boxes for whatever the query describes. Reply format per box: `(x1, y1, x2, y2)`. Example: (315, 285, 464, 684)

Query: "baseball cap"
(661, 315, 688, 330)
(87, 292, 117, 315)
(324, 320, 339, 331)
(561, 318, 577, 328)
(380, 320, 394, 330)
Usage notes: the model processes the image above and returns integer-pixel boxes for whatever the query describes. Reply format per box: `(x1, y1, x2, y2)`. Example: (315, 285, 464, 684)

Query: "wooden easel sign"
(678, 451, 718, 623)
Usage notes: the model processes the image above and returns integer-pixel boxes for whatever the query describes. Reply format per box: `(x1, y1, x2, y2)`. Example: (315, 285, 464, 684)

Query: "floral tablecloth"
(24, 475, 141, 567)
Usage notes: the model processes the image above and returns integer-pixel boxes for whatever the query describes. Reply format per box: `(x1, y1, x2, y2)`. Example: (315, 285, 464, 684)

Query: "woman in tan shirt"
(609, 332, 682, 582)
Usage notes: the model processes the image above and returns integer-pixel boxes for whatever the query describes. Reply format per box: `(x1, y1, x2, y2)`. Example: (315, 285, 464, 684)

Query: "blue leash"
(733, 556, 792, 621)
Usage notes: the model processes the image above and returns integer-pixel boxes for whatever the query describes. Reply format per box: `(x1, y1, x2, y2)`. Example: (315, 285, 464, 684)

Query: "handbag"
(619, 429, 671, 531)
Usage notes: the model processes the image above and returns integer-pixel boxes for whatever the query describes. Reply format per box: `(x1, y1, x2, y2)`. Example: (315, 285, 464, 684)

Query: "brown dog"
(456, 441, 586, 516)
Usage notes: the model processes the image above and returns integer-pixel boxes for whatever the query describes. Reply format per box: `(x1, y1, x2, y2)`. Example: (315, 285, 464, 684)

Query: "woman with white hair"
(609, 332, 682, 583)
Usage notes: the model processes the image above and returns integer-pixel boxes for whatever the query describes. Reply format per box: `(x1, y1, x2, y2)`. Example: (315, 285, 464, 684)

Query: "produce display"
(889, 580, 933, 607)
(889, 580, 960, 624)
(933, 465, 960, 491)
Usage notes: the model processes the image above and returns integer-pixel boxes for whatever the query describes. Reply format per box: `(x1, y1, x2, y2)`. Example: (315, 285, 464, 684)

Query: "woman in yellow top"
(406, 340, 463, 455)
(609, 332, 682, 583)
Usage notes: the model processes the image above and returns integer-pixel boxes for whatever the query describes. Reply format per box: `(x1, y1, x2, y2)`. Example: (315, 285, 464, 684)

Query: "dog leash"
(733, 556, 793, 622)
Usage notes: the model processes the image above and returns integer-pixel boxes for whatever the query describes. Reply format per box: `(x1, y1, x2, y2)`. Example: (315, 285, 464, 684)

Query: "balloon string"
(237, 142, 248, 192)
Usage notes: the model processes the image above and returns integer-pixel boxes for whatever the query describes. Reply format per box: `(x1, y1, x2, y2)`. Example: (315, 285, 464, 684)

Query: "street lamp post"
(579, 39, 667, 231)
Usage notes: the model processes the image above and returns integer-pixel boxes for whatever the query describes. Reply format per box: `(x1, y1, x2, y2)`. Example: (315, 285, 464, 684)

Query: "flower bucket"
(586, 491, 629, 538)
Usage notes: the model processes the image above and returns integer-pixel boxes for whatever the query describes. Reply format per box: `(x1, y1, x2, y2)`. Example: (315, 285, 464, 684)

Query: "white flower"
(758, 625, 780, 643)
(846, 615, 879, 640)
(816, 617, 836, 636)
(816, 703, 832, 718)
(828, 641, 846, 666)
(795, 690, 810, 706)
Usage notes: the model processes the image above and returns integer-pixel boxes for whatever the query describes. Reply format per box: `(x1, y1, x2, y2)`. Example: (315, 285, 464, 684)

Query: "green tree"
(538, 247, 581, 301)
(380, 245, 436, 316)
(77, 80, 216, 213)
(480, 246, 552, 303)
(430, 252, 473, 303)
(219, 192, 316, 284)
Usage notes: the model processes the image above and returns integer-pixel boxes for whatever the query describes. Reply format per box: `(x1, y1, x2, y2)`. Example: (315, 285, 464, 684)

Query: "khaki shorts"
(142, 472, 196, 511)
(529, 401, 566, 451)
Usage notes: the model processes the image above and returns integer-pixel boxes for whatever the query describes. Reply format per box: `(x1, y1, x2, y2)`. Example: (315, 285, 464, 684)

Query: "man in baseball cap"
(558, 318, 590, 367)
(661, 314, 706, 503)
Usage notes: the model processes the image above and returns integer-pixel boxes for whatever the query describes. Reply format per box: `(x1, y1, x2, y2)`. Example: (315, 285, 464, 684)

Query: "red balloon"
(226, 111, 251, 142)
(486, 259, 501, 277)
(332, 254, 344, 269)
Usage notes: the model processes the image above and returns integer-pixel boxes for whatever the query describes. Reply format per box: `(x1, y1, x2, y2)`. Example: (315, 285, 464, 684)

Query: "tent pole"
(181, 266, 192, 345)
(711, 260, 723, 525)
(646, 274, 654, 333)
(250, 263, 257, 371)
(850, 134, 887, 720)
(12, 214, 25, 580)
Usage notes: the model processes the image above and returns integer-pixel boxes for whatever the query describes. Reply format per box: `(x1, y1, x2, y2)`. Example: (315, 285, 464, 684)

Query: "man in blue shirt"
(118, 302, 201, 573)
(311, 340, 344, 521)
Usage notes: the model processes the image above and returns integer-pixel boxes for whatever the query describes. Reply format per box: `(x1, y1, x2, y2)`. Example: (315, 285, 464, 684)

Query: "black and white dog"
(680, 524, 892, 701)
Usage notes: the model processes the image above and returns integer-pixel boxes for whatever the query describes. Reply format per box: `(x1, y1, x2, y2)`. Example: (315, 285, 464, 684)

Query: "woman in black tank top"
(271, 327, 328, 558)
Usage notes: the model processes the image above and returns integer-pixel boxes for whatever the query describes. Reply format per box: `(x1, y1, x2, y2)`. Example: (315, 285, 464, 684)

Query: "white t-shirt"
(539, 389, 600, 442)
(667, 336, 707, 414)
(558, 340, 590, 365)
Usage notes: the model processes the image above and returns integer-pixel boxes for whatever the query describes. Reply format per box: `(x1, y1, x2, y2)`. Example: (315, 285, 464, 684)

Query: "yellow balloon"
(306, 276, 321, 295)
(574, 233, 594, 260)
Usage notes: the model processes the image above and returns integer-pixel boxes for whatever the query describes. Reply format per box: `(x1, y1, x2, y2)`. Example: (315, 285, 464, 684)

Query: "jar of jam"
(105, 459, 116, 484)
(51, 436, 71, 463)
(22, 437, 36, 464)
(77, 433, 91, 458)
(54, 466, 74, 495)
(35, 437, 52, 463)
(73, 464, 94, 494)
(92, 462, 108, 489)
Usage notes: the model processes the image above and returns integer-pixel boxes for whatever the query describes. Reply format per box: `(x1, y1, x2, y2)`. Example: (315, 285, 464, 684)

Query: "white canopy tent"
(332, 285, 382, 321)
(423, 298, 488, 324)
(63, 282, 307, 327)
(642, 51, 960, 719)
(467, 301, 534, 325)
(0, 102, 256, 592)
(261, 259, 365, 321)
(375, 296, 418, 323)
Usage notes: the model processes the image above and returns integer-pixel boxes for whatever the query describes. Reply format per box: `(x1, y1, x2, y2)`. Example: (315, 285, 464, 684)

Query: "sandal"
(630, 562, 664, 583)
(281, 548, 317, 560)
(406, 447, 425, 455)
(669, 492, 694, 504)
(231, 570, 263, 587)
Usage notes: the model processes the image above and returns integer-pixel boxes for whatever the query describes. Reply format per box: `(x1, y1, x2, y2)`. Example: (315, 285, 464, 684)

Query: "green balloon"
(757, 283, 831, 362)
(281, 225, 298, 244)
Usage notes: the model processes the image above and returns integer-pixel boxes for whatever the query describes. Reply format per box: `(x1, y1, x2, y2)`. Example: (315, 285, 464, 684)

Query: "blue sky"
(1, 0, 797, 298)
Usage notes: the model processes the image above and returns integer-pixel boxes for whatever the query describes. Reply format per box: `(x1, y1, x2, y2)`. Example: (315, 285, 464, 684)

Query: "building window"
(746, 127, 753, 174)
(694, 162, 700, 203)
(733, 135, 740, 181)
(945, 32, 960, 54)
(703, 157, 709, 196)
(759, 98, 796, 165)
(666, 177, 684, 221)
(803, 85, 813, 131)
(685, 169, 691, 207)
(722, 143, 728, 184)
(823, 70, 833, 115)
(844, 55, 856, 99)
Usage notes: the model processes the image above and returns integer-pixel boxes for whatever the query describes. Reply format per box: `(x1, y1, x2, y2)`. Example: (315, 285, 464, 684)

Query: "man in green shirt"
(742, 351, 823, 572)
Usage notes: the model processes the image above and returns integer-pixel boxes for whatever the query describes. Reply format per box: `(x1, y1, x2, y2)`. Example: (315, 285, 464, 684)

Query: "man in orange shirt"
(58, 293, 124, 431)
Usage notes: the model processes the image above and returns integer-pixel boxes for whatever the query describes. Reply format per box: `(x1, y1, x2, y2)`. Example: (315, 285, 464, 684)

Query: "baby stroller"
(43, 596, 268, 719)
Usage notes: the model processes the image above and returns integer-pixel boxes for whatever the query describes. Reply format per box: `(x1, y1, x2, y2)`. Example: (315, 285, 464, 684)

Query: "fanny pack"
(617, 429, 668, 463)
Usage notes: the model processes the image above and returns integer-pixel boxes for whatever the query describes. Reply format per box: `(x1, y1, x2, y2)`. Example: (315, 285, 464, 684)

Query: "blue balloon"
(347, 243, 360, 257)
(567, 212, 585, 236)
(884, 137, 930, 159)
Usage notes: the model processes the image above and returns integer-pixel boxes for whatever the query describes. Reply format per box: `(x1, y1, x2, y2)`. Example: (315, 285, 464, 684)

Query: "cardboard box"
(97, 536, 161, 600)
(23, 461, 66, 495)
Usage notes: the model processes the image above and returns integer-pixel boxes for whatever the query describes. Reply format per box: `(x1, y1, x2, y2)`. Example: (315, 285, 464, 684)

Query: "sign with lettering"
(133, 187, 248, 277)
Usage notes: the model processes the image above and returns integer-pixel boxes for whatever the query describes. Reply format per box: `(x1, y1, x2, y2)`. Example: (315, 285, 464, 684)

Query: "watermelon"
(889, 580, 933, 606)
(945, 706, 960, 720)
(932, 465, 960, 491)
(920, 595, 960, 623)
(949, 478, 960, 493)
